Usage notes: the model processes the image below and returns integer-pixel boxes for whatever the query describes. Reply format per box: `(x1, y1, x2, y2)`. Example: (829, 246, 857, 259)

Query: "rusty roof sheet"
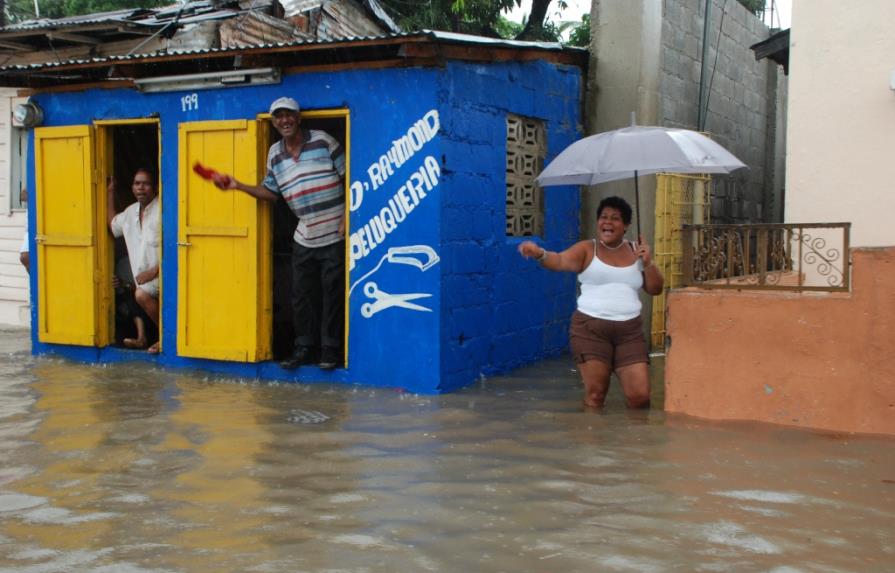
(0, 0, 399, 59)
(0, 2, 231, 31)
(0, 2, 238, 56)
(0, 8, 152, 31)
(0, 0, 398, 35)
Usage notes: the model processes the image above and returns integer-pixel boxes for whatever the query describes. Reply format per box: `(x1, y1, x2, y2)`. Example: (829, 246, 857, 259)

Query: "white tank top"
(577, 239, 644, 321)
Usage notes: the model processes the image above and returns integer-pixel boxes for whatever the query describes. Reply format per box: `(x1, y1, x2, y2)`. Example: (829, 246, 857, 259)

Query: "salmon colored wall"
(665, 248, 895, 436)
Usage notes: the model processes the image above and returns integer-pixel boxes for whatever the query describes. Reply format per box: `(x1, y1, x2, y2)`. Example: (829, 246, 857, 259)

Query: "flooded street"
(0, 328, 893, 572)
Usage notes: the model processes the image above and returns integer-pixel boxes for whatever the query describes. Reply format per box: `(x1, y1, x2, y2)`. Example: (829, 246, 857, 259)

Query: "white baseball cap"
(269, 97, 300, 114)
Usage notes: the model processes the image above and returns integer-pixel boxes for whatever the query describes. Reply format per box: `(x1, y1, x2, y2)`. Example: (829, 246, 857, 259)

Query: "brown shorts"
(569, 310, 648, 368)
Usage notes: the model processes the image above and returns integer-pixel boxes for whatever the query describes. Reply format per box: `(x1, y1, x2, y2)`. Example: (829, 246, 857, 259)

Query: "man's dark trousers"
(291, 240, 344, 352)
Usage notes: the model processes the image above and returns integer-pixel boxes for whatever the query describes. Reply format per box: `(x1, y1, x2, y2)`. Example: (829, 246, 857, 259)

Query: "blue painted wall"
(437, 61, 582, 391)
(27, 56, 582, 394)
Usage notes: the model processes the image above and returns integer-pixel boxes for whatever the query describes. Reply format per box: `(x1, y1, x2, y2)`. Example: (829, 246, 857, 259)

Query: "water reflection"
(0, 329, 893, 572)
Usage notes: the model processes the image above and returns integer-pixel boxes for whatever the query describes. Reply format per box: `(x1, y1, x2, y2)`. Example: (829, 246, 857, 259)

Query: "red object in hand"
(193, 162, 231, 189)
(192, 161, 215, 180)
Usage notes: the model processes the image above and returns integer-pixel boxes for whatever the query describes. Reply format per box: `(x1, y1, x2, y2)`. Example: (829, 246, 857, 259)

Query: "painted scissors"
(360, 281, 432, 318)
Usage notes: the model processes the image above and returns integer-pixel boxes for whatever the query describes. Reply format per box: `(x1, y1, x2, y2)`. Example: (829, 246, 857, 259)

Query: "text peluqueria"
(349, 155, 440, 271)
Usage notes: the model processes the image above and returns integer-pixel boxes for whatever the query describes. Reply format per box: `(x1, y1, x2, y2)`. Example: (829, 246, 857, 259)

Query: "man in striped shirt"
(217, 97, 346, 370)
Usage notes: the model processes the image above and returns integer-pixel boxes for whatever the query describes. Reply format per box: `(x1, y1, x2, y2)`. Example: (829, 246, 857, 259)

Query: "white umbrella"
(536, 120, 747, 236)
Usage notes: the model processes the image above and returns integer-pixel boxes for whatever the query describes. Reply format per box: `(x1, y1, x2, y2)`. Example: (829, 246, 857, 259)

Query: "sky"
(507, 0, 791, 32)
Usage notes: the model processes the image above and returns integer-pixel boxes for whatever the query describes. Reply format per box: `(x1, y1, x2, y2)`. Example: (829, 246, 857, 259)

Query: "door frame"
(94, 118, 162, 350)
(259, 108, 351, 365)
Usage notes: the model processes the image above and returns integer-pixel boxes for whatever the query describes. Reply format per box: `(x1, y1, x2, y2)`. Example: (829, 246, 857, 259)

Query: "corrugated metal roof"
(219, 10, 311, 47)
(0, 29, 586, 90)
(0, 8, 150, 31)
(361, 0, 400, 34)
(0, 0, 401, 65)
(318, 0, 388, 40)
(0, 29, 579, 71)
(427, 30, 569, 51)
(280, 0, 325, 16)
(0, 4, 235, 32)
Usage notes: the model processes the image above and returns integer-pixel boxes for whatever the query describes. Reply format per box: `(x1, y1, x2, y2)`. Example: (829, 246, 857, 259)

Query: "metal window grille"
(506, 114, 545, 236)
(680, 222, 851, 292)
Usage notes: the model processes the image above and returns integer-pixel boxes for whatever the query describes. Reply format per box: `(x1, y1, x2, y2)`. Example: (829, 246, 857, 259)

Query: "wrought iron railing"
(681, 223, 851, 291)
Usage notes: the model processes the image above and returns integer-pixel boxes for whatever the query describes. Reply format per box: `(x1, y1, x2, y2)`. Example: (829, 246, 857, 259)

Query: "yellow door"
(34, 125, 111, 346)
(177, 120, 271, 362)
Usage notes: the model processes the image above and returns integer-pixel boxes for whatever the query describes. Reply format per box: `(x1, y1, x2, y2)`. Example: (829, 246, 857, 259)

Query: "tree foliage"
(378, 0, 562, 41)
(381, 0, 769, 44)
(562, 13, 588, 47)
(736, 0, 766, 17)
(3, 0, 770, 45)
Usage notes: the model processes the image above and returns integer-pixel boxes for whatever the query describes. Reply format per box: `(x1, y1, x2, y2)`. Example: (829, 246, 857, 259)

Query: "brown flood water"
(0, 327, 893, 572)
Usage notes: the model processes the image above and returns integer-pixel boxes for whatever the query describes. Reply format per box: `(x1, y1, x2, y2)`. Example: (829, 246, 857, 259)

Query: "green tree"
(736, 0, 766, 17)
(492, 14, 522, 39)
(379, 0, 562, 41)
(562, 13, 589, 47)
(381, 0, 771, 44)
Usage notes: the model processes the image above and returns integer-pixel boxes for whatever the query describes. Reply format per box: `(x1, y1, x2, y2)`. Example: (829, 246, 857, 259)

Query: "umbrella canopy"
(536, 125, 746, 187)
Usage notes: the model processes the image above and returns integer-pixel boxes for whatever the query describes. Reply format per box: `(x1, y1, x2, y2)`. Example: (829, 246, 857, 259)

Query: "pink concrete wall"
(665, 248, 895, 436)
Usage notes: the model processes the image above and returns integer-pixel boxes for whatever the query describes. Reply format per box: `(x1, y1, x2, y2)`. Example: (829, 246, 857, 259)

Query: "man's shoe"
(318, 347, 342, 370)
(280, 347, 316, 370)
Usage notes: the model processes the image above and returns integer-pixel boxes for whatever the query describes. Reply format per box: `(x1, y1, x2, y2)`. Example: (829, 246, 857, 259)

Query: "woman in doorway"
(518, 196, 664, 409)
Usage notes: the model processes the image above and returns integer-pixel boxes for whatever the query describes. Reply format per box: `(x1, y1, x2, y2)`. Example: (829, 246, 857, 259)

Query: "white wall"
(0, 89, 30, 326)
(785, 0, 895, 247)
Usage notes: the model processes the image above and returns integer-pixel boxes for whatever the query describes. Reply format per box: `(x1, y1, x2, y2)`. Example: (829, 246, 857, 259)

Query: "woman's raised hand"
(635, 234, 653, 267)
(518, 240, 542, 260)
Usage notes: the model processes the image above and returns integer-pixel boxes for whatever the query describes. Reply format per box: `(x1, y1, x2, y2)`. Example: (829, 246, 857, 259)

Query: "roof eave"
(0, 32, 588, 90)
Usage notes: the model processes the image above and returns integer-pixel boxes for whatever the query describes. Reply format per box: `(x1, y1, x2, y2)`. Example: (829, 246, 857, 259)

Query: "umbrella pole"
(634, 170, 641, 240)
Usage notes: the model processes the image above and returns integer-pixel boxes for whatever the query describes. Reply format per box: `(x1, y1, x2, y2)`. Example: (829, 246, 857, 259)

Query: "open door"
(177, 120, 271, 362)
(264, 110, 351, 365)
(34, 125, 112, 346)
(96, 119, 162, 351)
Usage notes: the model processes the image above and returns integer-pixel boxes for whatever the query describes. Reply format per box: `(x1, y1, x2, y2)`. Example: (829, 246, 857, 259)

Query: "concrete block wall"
(438, 60, 583, 391)
(659, 0, 785, 224)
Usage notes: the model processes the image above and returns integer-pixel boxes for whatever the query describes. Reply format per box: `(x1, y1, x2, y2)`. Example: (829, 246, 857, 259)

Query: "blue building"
(4, 31, 586, 393)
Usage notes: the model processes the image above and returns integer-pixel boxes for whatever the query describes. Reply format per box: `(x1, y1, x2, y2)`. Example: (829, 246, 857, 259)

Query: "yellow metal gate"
(651, 173, 711, 351)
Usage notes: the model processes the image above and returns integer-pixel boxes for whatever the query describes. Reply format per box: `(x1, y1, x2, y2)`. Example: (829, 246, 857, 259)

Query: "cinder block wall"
(438, 60, 583, 391)
(659, 0, 786, 223)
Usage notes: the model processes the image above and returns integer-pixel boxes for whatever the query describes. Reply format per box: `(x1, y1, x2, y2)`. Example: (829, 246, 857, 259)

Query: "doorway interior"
(269, 114, 348, 364)
(101, 122, 161, 351)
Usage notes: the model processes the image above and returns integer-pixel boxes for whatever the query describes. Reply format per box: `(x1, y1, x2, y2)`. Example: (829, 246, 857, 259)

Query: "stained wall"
(665, 248, 895, 436)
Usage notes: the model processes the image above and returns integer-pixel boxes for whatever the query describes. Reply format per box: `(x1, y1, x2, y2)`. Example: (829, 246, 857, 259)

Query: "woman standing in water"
(518, 196, 664, 409)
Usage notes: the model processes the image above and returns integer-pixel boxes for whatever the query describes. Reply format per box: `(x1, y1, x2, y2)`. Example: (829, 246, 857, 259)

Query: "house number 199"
(181, 93, 199, 112)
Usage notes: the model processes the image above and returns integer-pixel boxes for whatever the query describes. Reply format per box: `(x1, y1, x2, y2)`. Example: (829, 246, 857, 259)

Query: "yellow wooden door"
(34, 125, 111, 346)
(177, 120, 271, 362)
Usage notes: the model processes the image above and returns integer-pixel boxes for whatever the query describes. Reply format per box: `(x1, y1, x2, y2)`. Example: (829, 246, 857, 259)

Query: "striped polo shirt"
(263, 128, 346, 248)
